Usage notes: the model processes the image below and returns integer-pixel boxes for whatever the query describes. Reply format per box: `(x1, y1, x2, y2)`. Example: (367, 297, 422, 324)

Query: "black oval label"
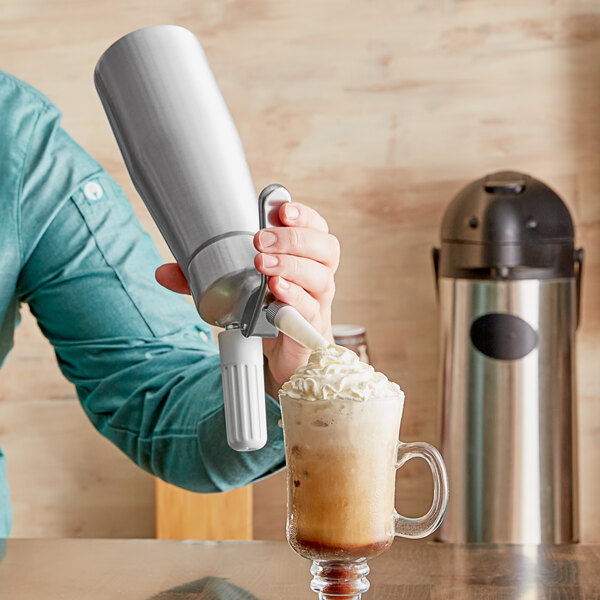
(470, 313, 538, 360)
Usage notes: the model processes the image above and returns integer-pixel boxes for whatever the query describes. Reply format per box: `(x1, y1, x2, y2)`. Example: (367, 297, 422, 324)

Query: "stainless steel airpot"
(434, 171, 583, 543)
(94, 25, 326, 452)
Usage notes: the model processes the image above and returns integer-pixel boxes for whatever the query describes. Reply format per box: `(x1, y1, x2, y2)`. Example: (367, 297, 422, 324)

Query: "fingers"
(255, 252, 335, 301)
(254, 227, 340, 271)
(155, 263, 191, 294)
(268, 276, 322, 324)
(278, 202, 329, 233)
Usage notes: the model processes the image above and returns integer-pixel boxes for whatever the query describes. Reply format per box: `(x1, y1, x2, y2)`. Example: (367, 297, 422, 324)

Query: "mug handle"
(393, 441, 449, 539)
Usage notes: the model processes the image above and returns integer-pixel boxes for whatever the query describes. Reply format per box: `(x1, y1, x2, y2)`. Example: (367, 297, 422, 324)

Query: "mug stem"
(310, 559, 370, 600)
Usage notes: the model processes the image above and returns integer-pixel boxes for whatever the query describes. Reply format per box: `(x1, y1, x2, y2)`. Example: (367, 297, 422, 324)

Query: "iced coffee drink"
(279, 344, 404, 562)
(280, 344, 448, 599)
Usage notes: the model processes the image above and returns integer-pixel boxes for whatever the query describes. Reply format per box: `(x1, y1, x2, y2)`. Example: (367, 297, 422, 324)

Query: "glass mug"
(280, 388, 449, 600)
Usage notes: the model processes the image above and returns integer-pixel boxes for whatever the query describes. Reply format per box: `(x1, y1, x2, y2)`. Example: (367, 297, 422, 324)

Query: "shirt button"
(84, 181, 104, 201)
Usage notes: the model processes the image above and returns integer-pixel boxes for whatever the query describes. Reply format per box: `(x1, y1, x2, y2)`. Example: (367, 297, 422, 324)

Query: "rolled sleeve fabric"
(0, 71, 284, 535)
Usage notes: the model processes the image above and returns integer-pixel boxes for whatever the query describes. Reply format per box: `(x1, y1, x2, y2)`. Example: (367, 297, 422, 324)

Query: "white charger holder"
(219, 328, 267, 451)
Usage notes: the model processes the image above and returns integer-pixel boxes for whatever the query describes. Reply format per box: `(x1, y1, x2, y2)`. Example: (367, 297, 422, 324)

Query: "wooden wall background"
(1, 0, 599, 540)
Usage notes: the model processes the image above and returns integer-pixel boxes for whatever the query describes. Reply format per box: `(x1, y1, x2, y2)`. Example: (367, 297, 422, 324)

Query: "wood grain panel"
(155, 480, 252, 540)
(0, 0, 598, 541)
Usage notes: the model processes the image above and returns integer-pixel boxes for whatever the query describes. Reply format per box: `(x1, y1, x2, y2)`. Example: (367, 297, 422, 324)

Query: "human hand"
(253, 201, 339, 392)
(155, 201, 339, 395)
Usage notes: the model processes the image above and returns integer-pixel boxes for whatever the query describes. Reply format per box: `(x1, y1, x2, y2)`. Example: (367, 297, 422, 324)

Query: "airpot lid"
(439, 171, 576, 280)
(442, 171, 574, 244)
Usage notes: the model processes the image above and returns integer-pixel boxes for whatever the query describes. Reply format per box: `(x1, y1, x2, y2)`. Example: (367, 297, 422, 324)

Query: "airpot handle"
(432, 247, 440, 299)
(574, 248, 584, 329)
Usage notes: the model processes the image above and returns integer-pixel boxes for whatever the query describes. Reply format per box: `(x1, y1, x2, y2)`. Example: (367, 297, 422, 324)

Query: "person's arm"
(16, 101, 284, 492)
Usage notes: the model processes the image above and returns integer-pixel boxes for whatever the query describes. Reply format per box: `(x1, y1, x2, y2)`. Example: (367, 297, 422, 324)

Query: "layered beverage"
(279, 344, 404, 562)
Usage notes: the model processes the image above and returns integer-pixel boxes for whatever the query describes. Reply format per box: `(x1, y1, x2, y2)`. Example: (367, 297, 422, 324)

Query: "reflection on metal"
(438, 278, 578, 543)
(517, 546, 540, 600)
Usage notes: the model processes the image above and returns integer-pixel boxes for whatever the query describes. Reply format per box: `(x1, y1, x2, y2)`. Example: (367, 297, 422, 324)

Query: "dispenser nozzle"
(266, 301, 330, 350)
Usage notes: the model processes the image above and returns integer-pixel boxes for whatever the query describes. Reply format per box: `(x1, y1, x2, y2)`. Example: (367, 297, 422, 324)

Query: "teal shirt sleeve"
(15, 100, 284, 493)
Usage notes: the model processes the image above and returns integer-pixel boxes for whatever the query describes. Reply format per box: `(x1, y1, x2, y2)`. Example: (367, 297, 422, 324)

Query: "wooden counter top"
(1, 538, 599, 599)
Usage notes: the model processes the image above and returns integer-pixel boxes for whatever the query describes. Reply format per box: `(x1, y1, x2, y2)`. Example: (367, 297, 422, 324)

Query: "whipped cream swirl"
(280, 344, 402, 402)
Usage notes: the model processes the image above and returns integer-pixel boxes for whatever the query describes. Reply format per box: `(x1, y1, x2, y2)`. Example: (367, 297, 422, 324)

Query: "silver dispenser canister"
(434, 171, 583, 543)
(95, 25, 291, 452)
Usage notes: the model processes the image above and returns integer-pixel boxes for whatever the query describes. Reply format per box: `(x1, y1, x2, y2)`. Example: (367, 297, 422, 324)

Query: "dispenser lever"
(260, 183, 292, 229)
(242, 184, 292, 337)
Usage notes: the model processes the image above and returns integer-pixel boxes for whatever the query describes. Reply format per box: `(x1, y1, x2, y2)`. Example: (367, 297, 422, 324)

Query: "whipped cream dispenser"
(95, 25, 326, 451)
